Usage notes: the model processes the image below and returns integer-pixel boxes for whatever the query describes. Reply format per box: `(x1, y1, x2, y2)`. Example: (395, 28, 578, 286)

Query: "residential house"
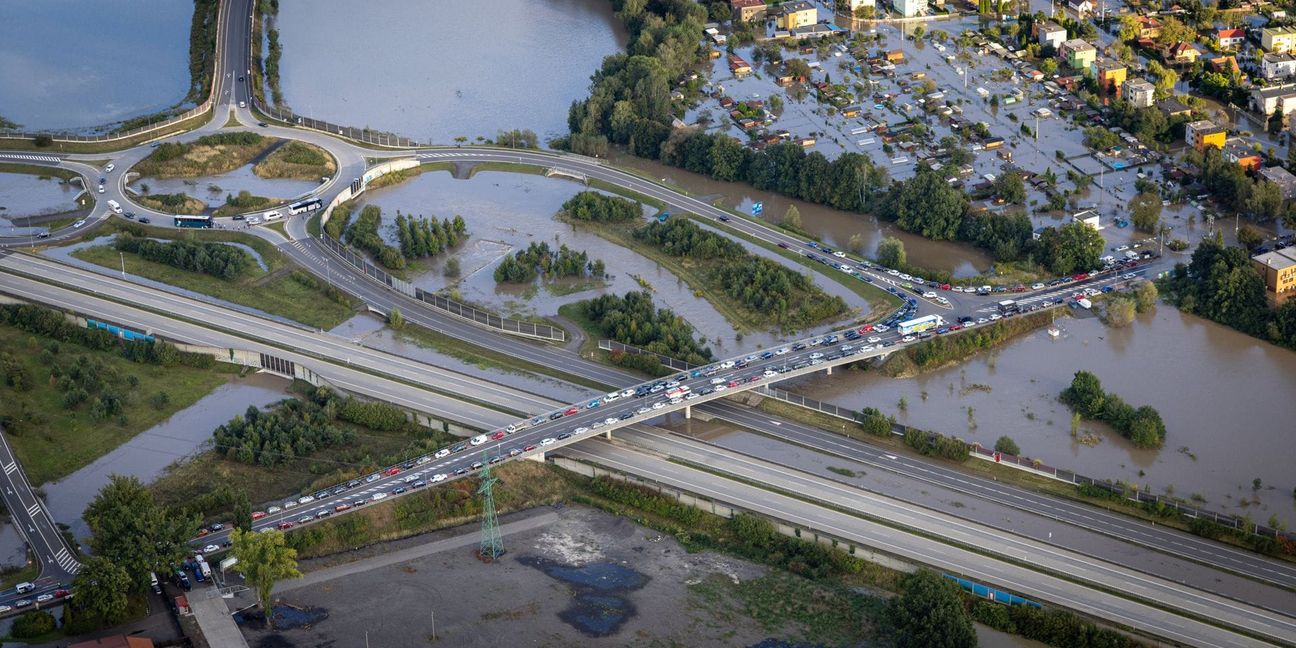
(728, 54, 753, 76)
(730, 0, 767, 22)
(1092, 59, 1127, 99)
(1136, 15, 1162, 39)
(1123, 78, 1156, 108)
(1157, 97, 1192, 118)
(791, 23, 835, 39)
(1066, 0, 1094, 18)
(1250, 83, 1296, 117)
(844, 0, 876, 13)
(1222, 139, 1262, 172)
(1260, 165, 1296, 200)
(779, 0, 817, 29)
(1262, 27, 1296, 54)
(1185, 119, 1227, 150)
(1215, 27, 1246, 50)
(1165, 42, 1200, 64)
(1205, 55, 1240, 76)
(1059, 39, 1097, 72)
(1072, 209, 1103, 230)
(886, 49, 906, 63)
(1252, 245, 1296, 303)
(70, 637, 155, 648)
(895, 0, 928, 17)
(1036, 21, 1067, 50)
(1261, 52, 1296, 80)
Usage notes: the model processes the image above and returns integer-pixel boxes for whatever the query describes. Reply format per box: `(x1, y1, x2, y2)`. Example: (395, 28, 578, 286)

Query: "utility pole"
(477, 453, 503, 562)
(120, 251, 126, 279)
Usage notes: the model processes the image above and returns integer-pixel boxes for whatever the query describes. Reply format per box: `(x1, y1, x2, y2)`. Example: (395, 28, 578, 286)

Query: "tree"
(1237, 224, 1264, 251)
(1134, 280, 1159, 312)
(1045, 221, 1105, 274)
(1156, 16, 1195, 47)
(1245, 180, 1283, 222)
(847, 233, 865, 254)
(891, 570, 977, 648)
(444, 256, 461, 278)
(33, 134, 53, 147)
(994, 435, 1020, 455)
(11, 610, 56, 638)
(72, 556, 133, 625)
(782, 205, 802, 229)
(83, 475, 196, 592)
(1040, 58, 1058, 76)
(877, 236, 906, 269)
(1106, 295, 1137, 327)
(1117, 14, 1142, 41)
(993, 172, 1026, 204)
(785, 58, 812, 80)
(233, 491, 253, 532)
(387, 307, 405, 330)
(1130, 192, 1162, 231)
(230, 528, 302, 624)
(1146, 61, 1178, 98)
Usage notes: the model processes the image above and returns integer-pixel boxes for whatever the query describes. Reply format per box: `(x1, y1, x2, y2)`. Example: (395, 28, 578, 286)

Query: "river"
(0, 1, 191, 131)
(275, 0, 627, 144)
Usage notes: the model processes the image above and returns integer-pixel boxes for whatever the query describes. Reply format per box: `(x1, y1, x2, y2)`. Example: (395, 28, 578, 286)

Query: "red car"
(564, 407, 579, 416)
(53, 589, 70, 599)
(858, 325, 874, 333)
(196, 529, 209, 537)
(335, 503, 351, 512)
(277, 522, 294, 530)
(939, 283, 951, 291)
(384, 467, 401, 476)
(524, 444, 538, 452)
(251, 511, 267, 520)
(949, 324, 962, 331)
(727, 380, 740, 388)
(491, 430, 506, 441)
(1071, 273, 1089, 281)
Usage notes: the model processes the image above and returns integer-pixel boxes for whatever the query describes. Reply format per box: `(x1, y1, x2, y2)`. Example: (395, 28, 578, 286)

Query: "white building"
(1072, 209, 1104, 231)
(1262, 52, 1296, 81)
(894, 0, 927, 17)
(1123, 78, 1156, 108)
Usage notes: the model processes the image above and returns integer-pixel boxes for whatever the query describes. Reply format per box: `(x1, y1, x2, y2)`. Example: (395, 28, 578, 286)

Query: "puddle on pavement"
(519, 555, 648, 637)
(235, 604, 329, 631)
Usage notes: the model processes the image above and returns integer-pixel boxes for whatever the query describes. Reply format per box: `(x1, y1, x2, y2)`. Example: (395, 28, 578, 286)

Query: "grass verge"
(133, 134, 274, 178)
(252, 141, 336, 180)
(364, 161, 454, 190)
(0, 111, 212, 154)
(134, 193, 207, 215)
(0, 323, 233, 485)
(0, 163, 80, 183)
(396, 324, 610, 391)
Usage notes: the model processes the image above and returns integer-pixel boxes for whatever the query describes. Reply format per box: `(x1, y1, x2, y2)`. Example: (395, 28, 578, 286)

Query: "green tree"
(1135, 281, 1159, 312)
(882, 164, 966, 240)
(1245, 180, 1283, 222)
(83, 475, 196, 592)
(1156, 16, 1195, 46)
(994, 435, 1020, 455)
(444, 256, 461, 278)
(891, 570, 977, 648)
(877, 236, 907, 268)
(71, 556, 133, 625)
(1236, 224, 1264, 251)
(1046, 221, 1105, 274)
(1106, 295, 1137, 327)
(231, 528, 303, 624)
(11, 610, 56, 638)
(1146, 61, 1178, 98)
(782, 204, 803, 229)
(1117, 14, 1142, 41)
(993, 172, 1026, 204)
(387, 307, 405, 330)
(233, 490, 253, 532)
(1130, 192, 1162, 231)
(847, 233, 866, 254)
(1040, 58, 1058, 76)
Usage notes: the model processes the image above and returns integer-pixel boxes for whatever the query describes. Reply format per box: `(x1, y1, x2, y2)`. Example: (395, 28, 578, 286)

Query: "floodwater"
(131, 164, 320, 208)
(349, 168, 837, 351)
(43, 373, 288, 545)
(0, 524, 27, 570)
(518, 555, 647, 637)
(0, 1, 191, 131)
(780, 304, 1296, 527)
(276, 0, 627, 143)
(612, 154, 992, 278)
(0, 173, 81, 217)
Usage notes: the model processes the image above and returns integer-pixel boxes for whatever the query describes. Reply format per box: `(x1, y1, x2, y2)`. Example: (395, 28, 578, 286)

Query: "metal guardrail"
(601, 338, 1294, 545)
(254, 102, 423, 148)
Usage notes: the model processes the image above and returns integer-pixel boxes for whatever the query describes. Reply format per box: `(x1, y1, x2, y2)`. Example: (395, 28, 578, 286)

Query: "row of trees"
(1060, 370, 1167, 449)
(561, 191, 642, 222)
(1186, 147, 1291, 225)
(581, 290, 713, 365)
(0, 304, 213, 369)
(495, 241, 605, 283)
(1162, 237, 1296, 350)
(634, 217, 744, 259)
(214, 401, 352, 467)
(344, 205, 406, 270)
(115, 235, 251, 280)
(393, 211, 466, 261)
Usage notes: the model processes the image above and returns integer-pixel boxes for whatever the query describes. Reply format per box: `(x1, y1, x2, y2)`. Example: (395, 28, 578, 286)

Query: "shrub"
(561, 191, 642, 222)
(580, 291, 713, 364)
(993, 435, 1020, 456)
(1060, 371, 1165, 448)
(11, 610, 56, 638)
(857, 407, 894, 436)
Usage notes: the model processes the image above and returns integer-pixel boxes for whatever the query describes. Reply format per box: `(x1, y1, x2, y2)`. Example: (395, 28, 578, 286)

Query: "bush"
(580, 291, 713, 365)
(394, 211, 466, 261)
(115, 235, 251, 280)
(344, 205, 405, 270)
(857, 407, 894, 436)
(11, 610, 56, 638)
(33, 134, 53, 147)
(994, 435, 1020, 456)
(561, 191, 642, 222)
(904, 428, 970, 461)
(1060, 371, 1165, 448)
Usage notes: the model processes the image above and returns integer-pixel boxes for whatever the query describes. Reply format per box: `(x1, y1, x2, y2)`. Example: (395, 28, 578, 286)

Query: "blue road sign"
(752, 202, 764, 215)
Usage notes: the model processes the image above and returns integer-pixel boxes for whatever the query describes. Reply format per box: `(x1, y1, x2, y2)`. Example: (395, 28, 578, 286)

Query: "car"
(334, 503, 352, 512)
(0, 605, 10, 614)
(491, 430, 506, 441)
(833, 250, 847, 258)
(252, 511, 267, 520)
(603, 392, 620, 403)
(434, 448, 451, 459)
(35, 593, 53, 604)
(209, 523, 224, 532)
(430, 473, 447, 483)
(763, 369, 777, 378)
(454, 467, 469, 475)
(774, 347, 790, 355)
(364, 473, 380, 483)
(97, 183, 104, 193)
(506, 423, 520, 433)
(575, 426, 590, 434)
(266, 505, 281, 514)
(548, 411, 564, 421)
(604, 417, 618, 425)
(489, 456, 504, 464)
(392, 486, 407, 495)
(138, 216, 150, 224)
(297, 516, 313, 524)
(652, 400, 667, 408)
(384, 467, 401, 476)
(470, 434, 488, 446)
(1031, 282, 1045, 290)
(989, 313, 1002, 321)
(412, 480, 427, 488)
(564, 407, 579, 416)
(372, 492, 389, 501)
(257, 121, 268, 127)
(539, 437, 557, 447)
(451, 443, 466, 453)
(901, 335, 916, 342)
(809, 352, 824, 360)
(586, 399, 601, 409)
(404, 474, 419, 483)
(277, 521, 294, 530)
(416, 455, 432, 465)
(73, 219, 87, 228)
(239, 100, 246, 108)
(923, 291, 937, 299)
(204, 544, 222, 554)
(866, 336, 881, 344)
(777, 242, 789, 249)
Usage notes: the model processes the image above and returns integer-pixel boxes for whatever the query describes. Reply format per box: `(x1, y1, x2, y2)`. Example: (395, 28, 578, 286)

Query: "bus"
(997, 299, 1019, 315)
(898, 315, 943, 335)
(288, 198, 322, 215)
(173, 215, 212, 229)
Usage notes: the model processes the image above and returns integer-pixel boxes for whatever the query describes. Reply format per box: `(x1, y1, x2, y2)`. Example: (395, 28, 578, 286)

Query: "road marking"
(0, 153, 60, 164)
(26, 503, 40, 517)
(2, 462, 17, 475)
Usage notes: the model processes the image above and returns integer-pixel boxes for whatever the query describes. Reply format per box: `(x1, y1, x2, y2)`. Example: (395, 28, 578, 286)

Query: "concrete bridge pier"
(605, 429, 612, 441)
(684, 405, 691, 419)
(825, 365, 833, 375)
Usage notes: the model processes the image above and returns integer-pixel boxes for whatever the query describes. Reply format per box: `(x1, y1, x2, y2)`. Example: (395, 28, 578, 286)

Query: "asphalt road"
(560, 440, 1287, 648)
(0, 425, 78, 612)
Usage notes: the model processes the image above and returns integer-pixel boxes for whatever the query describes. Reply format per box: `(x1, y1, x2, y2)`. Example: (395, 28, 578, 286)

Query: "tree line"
(1060, 370, 1167, 449)
(0, 304, 212, 369)
(495, 241, 605, 283)
(214, 401, 351, 467)
(115, 234, 251, 280)
(561, 191, 643, 223)
(345, 205, 406, 270)
(1161, 236, 1296, 351)
(580, 290, 713, 365)
(394, 211, 466, 261)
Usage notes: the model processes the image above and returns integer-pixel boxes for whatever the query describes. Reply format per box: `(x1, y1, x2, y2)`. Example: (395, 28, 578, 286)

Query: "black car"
(718, 215, 730, 222)
(619, 412, 634, 420)
(123, 211, 135, 219)
(392, 486, 406, 495)
(138, 217, 150, 224)
(257, 122, 268, 127)
(232, 214, 245, 221)
(549, 411, 564, 420)
(792, 343, 806, 351)
(346, 479, 361, 488)
(558, 432, 572, 440)
(455, 467, 469, 475)
(451, 443, 466, 453)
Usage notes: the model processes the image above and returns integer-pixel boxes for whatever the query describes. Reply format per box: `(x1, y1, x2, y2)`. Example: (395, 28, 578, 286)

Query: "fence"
(601, 338, 1295, 546)
(254, 101, 424, 148)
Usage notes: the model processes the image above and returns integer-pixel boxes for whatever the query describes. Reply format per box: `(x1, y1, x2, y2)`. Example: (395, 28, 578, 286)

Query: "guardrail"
(599, 338, 1295, 546)
(253, 101, 423, 148)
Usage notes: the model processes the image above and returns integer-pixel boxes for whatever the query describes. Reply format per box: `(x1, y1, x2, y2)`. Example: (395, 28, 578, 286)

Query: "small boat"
(1047, 327, 1060, 338)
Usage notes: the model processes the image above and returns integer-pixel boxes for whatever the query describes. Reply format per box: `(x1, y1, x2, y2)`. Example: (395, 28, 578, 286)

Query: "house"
(1260, 165, 1296, 200)
(1185, 119, 1227, 150)
(1124, 78, 1156, 108)
(1032, 226, 1049, 240)
(730, 0, 767, 22)
(844, 0, 876, 12)
(728, 54, 753, 76)
(1215, 27, 1246, 50)
(895, 0, 928, 17)
(1092, 59, 1127, 99)
(1250, 83, 1296, 117)
(1206, 55, 1240, 76)
(1165, 42, 1200, 64)
(1066, 0, 1094, 18)
(1036, 21, 1067, 50)
(1252, 245, 1296, 303)
(1262, 27, 1296, 54)
(886, 49, 906, 63)
(791, 24, 836, 39)
(1223, 139, 1263, 172)
(1136, 15, 1162, 39)
(1072, 209, 1103, 230)
(70, 637, 155, 648)
(1157, 97, 1192, 118)
(705, 27, 727, 45)
(1059, 39, 1097, 71)
(1261, 52, 1296, 80)
(779, 0, 817, 29)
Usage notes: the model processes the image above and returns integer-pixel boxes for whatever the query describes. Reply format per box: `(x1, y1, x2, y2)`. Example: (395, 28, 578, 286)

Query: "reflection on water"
(44, 374, 289, 545)
(0, 1, 190, 130)
(131, 164, 320, 208)
(783, 305, 1296, 526)
(277, 0, 627, 143)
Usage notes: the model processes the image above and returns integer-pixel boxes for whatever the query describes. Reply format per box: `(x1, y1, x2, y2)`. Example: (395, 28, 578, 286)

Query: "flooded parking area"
(0, 1, 191, 131)
(276, 0, 627, 143)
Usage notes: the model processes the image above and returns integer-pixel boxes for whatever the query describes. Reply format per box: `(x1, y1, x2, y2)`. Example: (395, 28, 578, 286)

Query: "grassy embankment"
(394, 324, 606, 390)
(0, 324, 233, 485)
(134, 193, 208, 215)
(252, 141, 336, 180)
(132, 132, 274, 178)
(71, 221, 355, 329)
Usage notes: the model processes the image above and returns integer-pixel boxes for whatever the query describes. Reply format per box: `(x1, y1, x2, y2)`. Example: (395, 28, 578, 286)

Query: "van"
(263, 210, 282, 222)
(107, 199, 122, 214)
(15, 582, 34, 594)
(150, 572, 162, 595)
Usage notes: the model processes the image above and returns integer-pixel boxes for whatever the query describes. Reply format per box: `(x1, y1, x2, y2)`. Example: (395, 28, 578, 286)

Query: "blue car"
(691, 369, 704, 378)
(586, 399, 601, 409)
(760, 351, 775, 360)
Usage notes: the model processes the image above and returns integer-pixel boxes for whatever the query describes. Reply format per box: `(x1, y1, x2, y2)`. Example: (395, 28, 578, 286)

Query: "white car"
(97, 185, 104, 193)
(874, 325, 890, 333)
(636, 407, 650, 415)
(431, 473, 447, 483)
(36, 594, 53, 604)
(901, 335, 916, 342)
(887, 269, 899, 276)
(619, 389, 635, 399)
(989, 313, 1002, 321)
(936, 296, 949, 305)
(923, 291, 937, 299)
(267, 506, 281, 514)
(713, 384, 728, 392)
(574, 427, 589, 434)
(652, 400, 667, 409)
(404, 475, 418, 483)
(669, 397, 683, 405)
(976, 317, 989, 324)
(0, 605, 10, 614)
(204, 544, 222, 554)
(105, 163, 115, 173)
(283, 500, 298, 509)
(867, 336, 881, 343)
(505, 424, 519, 433)
(1031, 283, 1045, 290)
(434, 448, 450, 459)
(1116, 245, 1129, 251)
(470, 434, 487, 446)
(763, 369, 777, 378)
(416, 455, 431, 464)
(774, 347, 789, 355)
(899, 273, 912, 281)
(809, 352, 824, 360)
(710, 377, 725, 385)
(684, 392, 699, 400)
(952, 286, 965, 292)
(832, 250, 847, 258)
(73, 219, 87, 227)
(372, 492, 388, 502)
(592, 421, 604, 429)
(604, 417, 618, 425)
(603, 392, 620, 402)
(299, 495, 315, 504)
(540, 437, 556, 446)
(719, 360, 736, 369)
(861, 345, 875, 352)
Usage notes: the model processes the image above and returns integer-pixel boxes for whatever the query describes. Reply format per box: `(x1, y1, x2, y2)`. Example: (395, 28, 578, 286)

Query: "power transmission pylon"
(476, 454, 504, 562)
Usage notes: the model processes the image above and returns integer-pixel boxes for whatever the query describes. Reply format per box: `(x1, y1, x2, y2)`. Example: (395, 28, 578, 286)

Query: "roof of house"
(1260, 165, 1296, 191)
(1124, 77, 1155, 90)
(1167, 42, 1198, 58)
(1138, 15, 1162, 28)
(1253, 246, 1296, 271)
(1061, 38, 1096, 52)
(1223, 139, 1260, 159)
(1216, 28, 1245, 39)
(731, 0, 765, 7)
(1263, 51, 1296, 64)
(1263, 26, 1296, 36)
(69, 637, 155, 648)
(1094, 58, 1126, 73)
(1040, 20, 1066, 33)
(1252, 83, 1296, 99)
(1186, 119, 1224, 133)
(1207, 55, 1240, 74)
(783, 0, 815, 11)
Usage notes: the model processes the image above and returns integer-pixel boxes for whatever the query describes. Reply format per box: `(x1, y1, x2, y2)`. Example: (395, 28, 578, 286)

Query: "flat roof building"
(1252, 245, 1296, 303)
(1260, 165, 1296, 199)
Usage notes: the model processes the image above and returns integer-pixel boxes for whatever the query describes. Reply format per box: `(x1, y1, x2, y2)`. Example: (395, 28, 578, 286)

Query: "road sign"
(751, 202, 763, 215)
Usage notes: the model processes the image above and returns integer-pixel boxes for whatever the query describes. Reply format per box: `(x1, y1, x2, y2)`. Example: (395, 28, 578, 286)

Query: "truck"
(997, 299, 1019, 315)
(898, 315, 944, 335)
(195, 555, 212, 580)
(106, 199, 122, 214)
